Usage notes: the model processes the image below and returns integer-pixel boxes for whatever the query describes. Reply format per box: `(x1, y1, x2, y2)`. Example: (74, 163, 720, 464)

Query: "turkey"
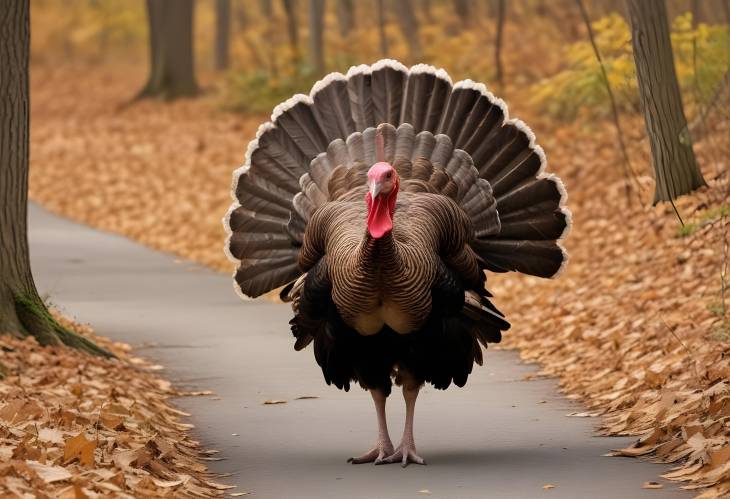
(224, 60, 570, 466)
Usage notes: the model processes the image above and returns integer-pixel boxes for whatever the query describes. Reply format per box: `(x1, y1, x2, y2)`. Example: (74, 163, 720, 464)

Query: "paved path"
(28, 203, 687, 499)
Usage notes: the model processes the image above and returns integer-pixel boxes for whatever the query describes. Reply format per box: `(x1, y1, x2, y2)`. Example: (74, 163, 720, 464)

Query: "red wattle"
(366, 192, 392, 238)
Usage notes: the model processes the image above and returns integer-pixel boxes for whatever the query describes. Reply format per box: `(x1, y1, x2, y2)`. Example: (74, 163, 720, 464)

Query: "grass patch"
(220, 68, 319, 115)
(677, 204, 729, 238)
(707, 324, 730, 342)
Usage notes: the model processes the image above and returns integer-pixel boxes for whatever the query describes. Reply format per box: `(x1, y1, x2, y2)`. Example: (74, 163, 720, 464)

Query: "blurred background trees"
(26, 0, 730, 202)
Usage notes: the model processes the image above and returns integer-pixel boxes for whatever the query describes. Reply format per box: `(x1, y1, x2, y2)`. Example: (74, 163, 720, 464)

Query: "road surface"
(28, 203, 687, 499)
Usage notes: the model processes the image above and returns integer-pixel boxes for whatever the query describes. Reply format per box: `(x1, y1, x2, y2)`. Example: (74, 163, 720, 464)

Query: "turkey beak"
(370, 182, 383, 199)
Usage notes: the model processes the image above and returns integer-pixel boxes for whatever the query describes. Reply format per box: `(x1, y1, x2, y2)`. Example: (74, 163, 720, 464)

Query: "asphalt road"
(28, 203, 688, 499)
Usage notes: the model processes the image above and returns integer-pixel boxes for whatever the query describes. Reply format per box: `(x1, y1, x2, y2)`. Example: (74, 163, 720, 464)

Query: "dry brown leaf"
(38, 427, 65, 445)
(263, 400, 287, 405)
(543, 484, 556, 490)
(642, 481, 664, 489)
(26, 461, 72, 483)
(63, 433, 96, 467)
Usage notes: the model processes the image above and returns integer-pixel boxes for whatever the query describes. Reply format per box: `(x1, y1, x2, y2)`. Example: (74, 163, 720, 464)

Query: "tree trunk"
(309, 0, 326, 74)
(626, 0, 707, 204)
(214, 0, 231, 71)
(494, 0, 505, 86)
(377, 0, 389, 56)
(394, 0, 421, 61)
(336, 0, 355, 37)
(453, 0, 471, 25)
(234, 0, 249, 29)
(138, 0, 199, 100)
(421, 0, 433, 22)
(282, 0, 301, 64)
(260, 0, 279, 78)
(0, 0, 110, 357)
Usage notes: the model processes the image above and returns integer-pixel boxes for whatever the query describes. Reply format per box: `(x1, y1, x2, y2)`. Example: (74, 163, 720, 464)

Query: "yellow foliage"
(530, 13, 729, 120)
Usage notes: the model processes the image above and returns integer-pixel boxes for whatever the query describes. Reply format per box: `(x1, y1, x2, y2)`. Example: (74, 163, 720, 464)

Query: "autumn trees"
(626, 0, 707, 204)
(0, 0, 109, 356)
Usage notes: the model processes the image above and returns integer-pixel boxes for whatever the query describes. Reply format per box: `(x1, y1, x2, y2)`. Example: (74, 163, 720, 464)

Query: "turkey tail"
(224, 60, 570, 298)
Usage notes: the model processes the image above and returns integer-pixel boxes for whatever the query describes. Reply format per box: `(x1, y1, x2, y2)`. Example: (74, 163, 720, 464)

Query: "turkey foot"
(348, 438, 395, 464)
(348, 388, 394, 464)
(381, 439, 425, 467)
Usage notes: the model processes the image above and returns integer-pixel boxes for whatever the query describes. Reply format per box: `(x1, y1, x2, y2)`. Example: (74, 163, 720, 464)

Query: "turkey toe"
(382, 442, 426, 467)
(348, 441, 395, 464)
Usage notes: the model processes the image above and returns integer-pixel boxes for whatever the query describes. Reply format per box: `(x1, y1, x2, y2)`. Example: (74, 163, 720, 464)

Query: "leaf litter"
(0, 312, 234, 497)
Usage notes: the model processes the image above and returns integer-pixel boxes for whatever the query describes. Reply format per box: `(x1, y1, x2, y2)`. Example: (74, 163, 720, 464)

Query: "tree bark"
(260, 0, 279, 78)
(214, 0, 231, 71)
(453, 0, 471, 25)
(1, 0, 33, 339)
(626, 0, 706, 204)
(494, 0, 505, 86)
(138, 0, 199, 100)
(421, 0, 433, 22)
(309, 0, 326, 74)
(0, 0, 110, 356)
(233, 0, 249, 29)
(377, 0, 389, 56)
(282, 0, 301, 64)
(336, 0, 355, 37)
(394, 0, 421, 61)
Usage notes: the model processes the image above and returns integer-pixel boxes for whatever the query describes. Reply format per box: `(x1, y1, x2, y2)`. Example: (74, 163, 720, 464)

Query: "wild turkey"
(224, 60, 570, 466)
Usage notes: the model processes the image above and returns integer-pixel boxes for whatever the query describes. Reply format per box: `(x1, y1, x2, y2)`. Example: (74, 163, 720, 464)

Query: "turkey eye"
(386, 172, 392, 179)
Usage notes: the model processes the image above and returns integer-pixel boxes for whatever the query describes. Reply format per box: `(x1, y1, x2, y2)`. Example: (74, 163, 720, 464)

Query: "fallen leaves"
(262, 399, 287, 405)
(494, 109, 730, 497)
(27, 462, 73, 483)
(0, 313, 232, 497)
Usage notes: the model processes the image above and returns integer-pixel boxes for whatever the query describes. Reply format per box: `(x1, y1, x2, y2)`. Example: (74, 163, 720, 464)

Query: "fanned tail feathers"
(224, 59, 570, 298)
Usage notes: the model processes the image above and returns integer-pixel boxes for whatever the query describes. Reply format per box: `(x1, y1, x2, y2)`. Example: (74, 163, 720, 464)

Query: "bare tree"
(234, 0, 249, 29)
(261, 0, 279, 77)
(421, 0, 433, 22)
(627, 0, 706, 204)
(138, 0, 199, 99)
(337, 0, 355, 37)
(214, 0, 231, 71)
(309, 0, 326, 74)
(494, 0, 505, 86)
(282, 0, 301, 64)
(394, 0, 421, 61)
(453, 0, 471, 25)
(0, 0, 109, 356)
(577, 0, 640, 201)
(377, 0, 389, 56)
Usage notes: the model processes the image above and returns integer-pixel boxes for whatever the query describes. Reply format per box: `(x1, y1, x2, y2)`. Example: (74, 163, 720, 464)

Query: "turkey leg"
(382, 384, 426, 467)
(348, 388, 394, 464)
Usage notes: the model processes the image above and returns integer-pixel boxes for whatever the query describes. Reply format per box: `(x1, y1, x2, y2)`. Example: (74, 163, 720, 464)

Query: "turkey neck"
(356, 229, 403, 285)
